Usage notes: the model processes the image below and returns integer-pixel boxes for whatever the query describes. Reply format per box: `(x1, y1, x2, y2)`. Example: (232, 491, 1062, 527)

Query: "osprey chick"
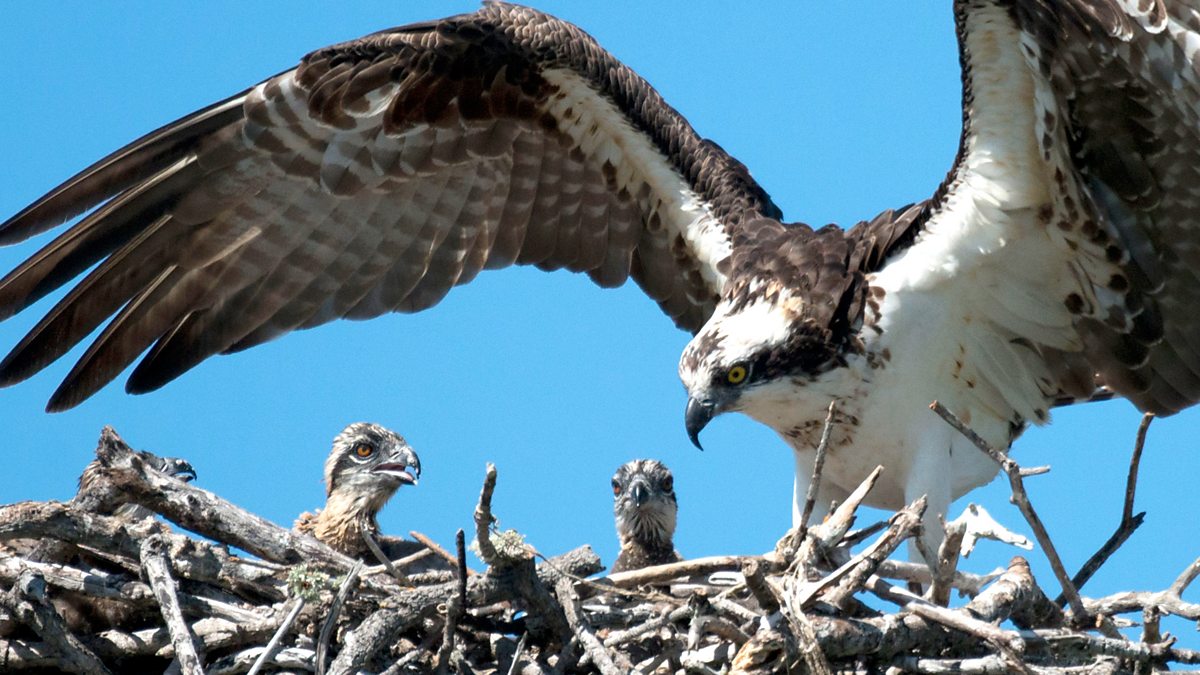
(76, 450, 197, 521)
(294, 422, 421, 560)
(0, 448, 197, 637)
(611, 459, 681, 573)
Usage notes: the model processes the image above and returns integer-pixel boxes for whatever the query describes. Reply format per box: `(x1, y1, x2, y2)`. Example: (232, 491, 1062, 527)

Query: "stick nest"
(0, 423, 1197, 675)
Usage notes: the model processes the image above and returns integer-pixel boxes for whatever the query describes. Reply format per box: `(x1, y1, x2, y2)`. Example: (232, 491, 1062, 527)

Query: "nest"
(0, 418, 1198, 674)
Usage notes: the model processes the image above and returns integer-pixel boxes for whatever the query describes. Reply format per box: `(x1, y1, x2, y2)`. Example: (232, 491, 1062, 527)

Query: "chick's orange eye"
(612, 480, 621, 496)
(726, 365, 748, 385)
(355, 444, 374, 458)
(662, 477, 673, 492)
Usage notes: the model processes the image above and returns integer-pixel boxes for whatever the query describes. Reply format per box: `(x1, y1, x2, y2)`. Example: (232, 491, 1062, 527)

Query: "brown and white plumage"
(294, 422, 423, 561)
(2, 2, 1200, 555)
(0, 3, 774, 411)
(611, 459, 681, 573)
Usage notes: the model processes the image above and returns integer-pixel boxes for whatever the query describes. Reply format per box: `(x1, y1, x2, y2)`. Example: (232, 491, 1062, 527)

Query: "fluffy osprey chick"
(77, 449, 197, 521)
(611, 459, 681, 573)
(294, 422, 421, 559)
(0, 449, 197, 637)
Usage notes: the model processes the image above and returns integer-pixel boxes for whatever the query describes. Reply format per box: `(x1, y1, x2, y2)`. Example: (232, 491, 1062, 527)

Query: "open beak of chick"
(371, 444, 421, 487)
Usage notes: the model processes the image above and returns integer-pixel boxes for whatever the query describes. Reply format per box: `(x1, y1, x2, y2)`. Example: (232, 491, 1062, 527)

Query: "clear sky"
(2, 2, 1196, 644)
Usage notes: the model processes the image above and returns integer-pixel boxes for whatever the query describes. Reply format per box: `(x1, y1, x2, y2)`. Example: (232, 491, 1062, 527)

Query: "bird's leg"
(903, 442, 953, 570)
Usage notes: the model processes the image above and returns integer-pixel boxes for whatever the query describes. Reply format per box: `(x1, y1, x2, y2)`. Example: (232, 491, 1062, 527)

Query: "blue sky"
(2, 3, 1196, 643)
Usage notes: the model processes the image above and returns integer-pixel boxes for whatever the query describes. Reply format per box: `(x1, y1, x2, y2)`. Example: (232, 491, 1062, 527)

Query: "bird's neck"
(614, 538, 678, 572)
(313, 489, 384, 555)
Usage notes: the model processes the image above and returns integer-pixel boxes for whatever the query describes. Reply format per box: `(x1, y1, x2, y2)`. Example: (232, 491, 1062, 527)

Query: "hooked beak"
(373, 446, 421, 486)
(631, 481, 650, 506)
(162, 457, 196, 483)
(173, 461, 197, 483)
(685, 397, 715, 450)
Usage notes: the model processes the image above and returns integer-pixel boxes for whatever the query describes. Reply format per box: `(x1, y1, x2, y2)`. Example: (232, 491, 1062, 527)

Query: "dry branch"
(138, 534, 203, 674)
(0, 421, 1194, 673)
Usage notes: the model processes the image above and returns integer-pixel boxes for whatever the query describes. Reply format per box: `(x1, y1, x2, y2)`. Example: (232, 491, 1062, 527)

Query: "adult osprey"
(1, 2, 1197, 552)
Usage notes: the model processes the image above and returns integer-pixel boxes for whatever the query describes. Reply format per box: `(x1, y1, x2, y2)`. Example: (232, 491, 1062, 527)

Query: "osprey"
(611, 459, 682, 573)
(1, 2, 1198, 553)
(294, 422, 426, 562)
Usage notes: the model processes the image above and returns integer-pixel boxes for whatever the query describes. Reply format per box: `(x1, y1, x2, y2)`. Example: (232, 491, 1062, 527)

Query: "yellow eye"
(726, 365, 748, 385)
(355, 444, 374, 458)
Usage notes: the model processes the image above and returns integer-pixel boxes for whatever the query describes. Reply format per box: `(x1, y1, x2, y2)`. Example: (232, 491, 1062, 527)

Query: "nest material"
(0, 426, 1197, 674)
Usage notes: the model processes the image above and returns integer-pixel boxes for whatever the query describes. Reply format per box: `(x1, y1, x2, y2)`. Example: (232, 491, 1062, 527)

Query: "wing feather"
(859, 0, 1200, 417)
(0, 4, 781, 409)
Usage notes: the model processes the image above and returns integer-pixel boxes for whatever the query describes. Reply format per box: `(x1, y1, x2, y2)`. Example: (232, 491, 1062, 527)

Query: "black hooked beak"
(172, 461, 198, 483)
(631, 481, 650, 506)
(685, 397, 715, 450)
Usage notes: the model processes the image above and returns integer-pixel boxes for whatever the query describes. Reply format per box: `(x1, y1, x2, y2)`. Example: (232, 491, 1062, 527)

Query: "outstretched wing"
(0, 3, 780, 411)
(844, 0, 1200, 425)
(1013, 0, 1200, 415)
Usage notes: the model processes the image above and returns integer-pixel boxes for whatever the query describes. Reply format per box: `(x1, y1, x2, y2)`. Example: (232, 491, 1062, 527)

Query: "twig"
(474, 464, 500, 565)
(741, 558, 781, 614)
(603, 555, 751, 589)
(411, 531, 474, 575)
(799, 401, 837, 535)
(555, 578, 623, 675)
(876, 559, 999, 596)
(603, 605, 691, 648)
(210, 646, 314, 675)
(1057, 413, 1152, 603)
(505, 632, 528, 675)
(95, 428, 356, 570)
(138, 535, 203, 675)
(435, 530, 468, 672)
(929, 401, 1088, 623)
(786, 608, 834, 675)
(929, 518, 966, 606)
(866, 576, 1028, 659)
(0, 571, 113, 675)
(804, 496, 926, 610)
(0, 555, 264, 624)
(246, 599, 306, 675)
(808, 465, 884, 549)
(360, 525, 405, 583)
(1172, 555, 1200, 595)
(317, 561, 364, 675)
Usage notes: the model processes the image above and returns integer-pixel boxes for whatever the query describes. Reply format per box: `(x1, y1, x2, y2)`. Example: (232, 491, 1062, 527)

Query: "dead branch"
(930, 401, 1089, 623)
(0, 571, 112, 675)
(138, 535, 203, 674)
(411, 530, 473, 575)
(1059, 413, 1152, 603)
(798, 401, 837, 536)
(315, 561, 363, 675)
(0, 422, 1193, 674)
(603, 555, 751, 589)
(245, 598, 304, 675)
(929, 517, 966, 606)
(556, 577, 624, 675)
(94, 427, 355, 571)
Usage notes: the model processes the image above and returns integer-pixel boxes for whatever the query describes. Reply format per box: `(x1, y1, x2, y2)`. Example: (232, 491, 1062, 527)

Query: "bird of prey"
(2, 1, 1199, 555)
(611, 459, 681, 573)
(74, 450, 197, 522)
(294, 422, 425, 562)
(0, 449, 196, 636)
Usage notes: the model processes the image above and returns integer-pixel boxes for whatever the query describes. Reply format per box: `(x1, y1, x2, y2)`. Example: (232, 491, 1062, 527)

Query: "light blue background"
(1, 3, 1196, 645)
